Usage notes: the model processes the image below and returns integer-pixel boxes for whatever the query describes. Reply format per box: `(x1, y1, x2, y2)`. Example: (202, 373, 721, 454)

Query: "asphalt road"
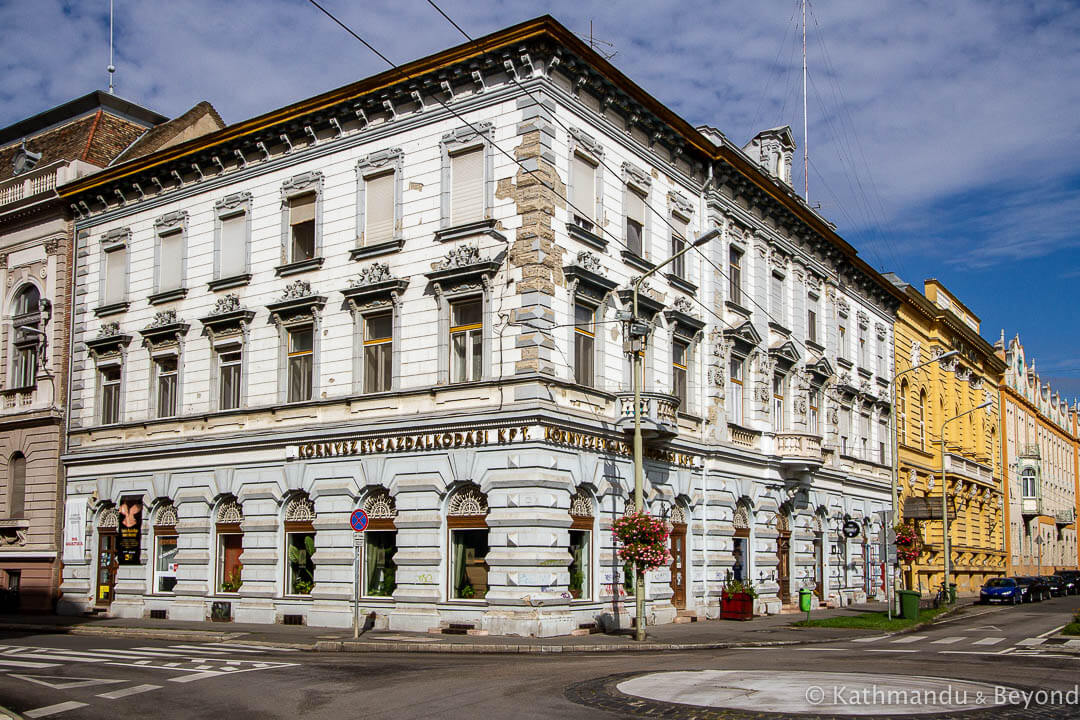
(0, 596, 1077, 719)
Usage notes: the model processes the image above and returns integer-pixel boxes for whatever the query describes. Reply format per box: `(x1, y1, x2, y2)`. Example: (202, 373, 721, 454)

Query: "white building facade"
(58, 18, 901, 635)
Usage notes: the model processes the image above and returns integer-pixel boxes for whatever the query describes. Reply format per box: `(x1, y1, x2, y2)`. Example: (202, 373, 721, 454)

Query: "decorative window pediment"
(284, 495, 316, 523)
(98, 506, 119, 529)
(85, 322, 131, 359)
(616, 279, 665, 321)
(569, 491, 595, 519)
(448, 484, 488, 516)
(621, 161, 651, 192)
(154, 210, 188, 232)
(768, 339, 801, 368)
(282, 171, 323, 196)
(363, 488, 397, 519)
(564, 250, 617, 301)
(200, 293, 256, 340)
(805, 355, 835, 383)
(668, 190, 694, 219)
(722, 320, 762, 353)
(139, 310, 190, 350)
(341, 262, 409, 311)
(217, 498, 244, 524)
(424, 245, 501, 295)
(665, 296, 705, 339)
(267, 280, 326, 324)
(101, 227, 130, 252)
(155, 502, 178, 527)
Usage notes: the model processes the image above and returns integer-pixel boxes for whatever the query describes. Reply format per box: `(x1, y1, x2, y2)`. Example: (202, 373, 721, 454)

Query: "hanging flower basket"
(612, 512, 670, 572)
(894, 522, 921, 565)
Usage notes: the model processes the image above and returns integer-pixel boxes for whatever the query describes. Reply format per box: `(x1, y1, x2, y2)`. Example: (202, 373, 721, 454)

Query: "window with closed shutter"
(572, 154, 596, 227)
(450, 148, 484, 226)
(771, 273, 785, 323)
(220, 213, 247, 277)
(158, 230, 184, 291)
(670, 215, 688, 278)
(364, 172, 395, 246)
(625, 189, 644, 255)
(105, 247, 126, 305)
(289, 193, 316, 262)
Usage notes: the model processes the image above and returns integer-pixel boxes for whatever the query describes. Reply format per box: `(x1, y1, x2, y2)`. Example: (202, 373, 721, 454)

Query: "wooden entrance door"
(669, 523, 687, 608)
(777, 532, 791, 603)
(813, 535, 824, 600)
(96, 532, 118, 607)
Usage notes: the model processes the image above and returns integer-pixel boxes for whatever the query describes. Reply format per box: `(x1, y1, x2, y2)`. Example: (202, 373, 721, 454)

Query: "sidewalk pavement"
(0, 600, 978, 655)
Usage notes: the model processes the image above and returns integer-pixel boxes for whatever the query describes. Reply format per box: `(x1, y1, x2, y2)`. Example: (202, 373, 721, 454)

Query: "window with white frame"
(288, 193, 316, 263)
(729, 245, 743, 305)
(153, 533, 178, 593)
(772, 373, 786, 432)
(571, 152, 598, 231)
(672, 339, 689, 407)
(450, 298, 482, 383)
(218, 346, 242, 411)
(450, 147, 484, 226)
(858, 324, 868, 368)
(770, 273, 785, 325)
(808, 387, 820, 434)
(728, 356, 744, 425)
(838, 323, 848, 360)
(840, 404, 851, 455)
(574, 302, 596, 387)
(363, 171, 396, 247)
(807, 294, 819, 344)
(860, 413, 871, 459)
(215, 193, 252, 282)
(568, 490, 594, 601)
(99, 365, 122, 425)
(284, 496, 316, 596)
(363, 312, 393, 393)
(157, 228, 184, 293)
(154, 355, 179, 418)
(1021, 468, 1037, 498)
(670, 214, 688, 279)
(625, 186, 645, 256)
(10, 284, 40, 389)
(876, 335, 886, 376)
(103, 243, 127, 306)
(286, 325, 314, 403)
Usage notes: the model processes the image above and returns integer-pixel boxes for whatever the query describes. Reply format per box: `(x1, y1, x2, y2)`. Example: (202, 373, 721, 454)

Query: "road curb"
(0, 622, 242, 644)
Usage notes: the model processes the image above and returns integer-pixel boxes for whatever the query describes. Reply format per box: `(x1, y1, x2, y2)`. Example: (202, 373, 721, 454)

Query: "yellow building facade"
(888, 278, 1006, 596)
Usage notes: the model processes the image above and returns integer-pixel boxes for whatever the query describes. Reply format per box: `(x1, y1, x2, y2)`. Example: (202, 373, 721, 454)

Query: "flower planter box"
(721, 591, 754, 620)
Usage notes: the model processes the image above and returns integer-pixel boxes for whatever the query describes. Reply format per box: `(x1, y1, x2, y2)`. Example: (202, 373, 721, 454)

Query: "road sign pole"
(353, 540, 360, 640)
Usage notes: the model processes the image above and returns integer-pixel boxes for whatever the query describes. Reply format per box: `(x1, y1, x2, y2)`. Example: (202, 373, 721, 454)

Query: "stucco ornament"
(148, 310, 178, 328)
(217, 500, 243, 524)
(155, 503, 178, 527)
(210, 293, 241, 315)
(438, 245, 482, 270)
(98, 321, 121, 338)
(910, 340, 921, 367)
(448, 485, 488, 516)
(348, 262, 393, 288)
(284, 496, 316, 522)
(281, 279, 314, 300)
(671, 295, 696, 316)
(569, 491, 594, 518)
(574, 250, 602, 274)
(363, 488, 397, 519)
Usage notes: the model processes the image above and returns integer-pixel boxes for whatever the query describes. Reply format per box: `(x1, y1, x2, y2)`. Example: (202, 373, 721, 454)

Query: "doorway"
(777, 532, 791, 604)
(669, 522, 687, 608)
(812, 534, 824, 600)
(96, 532, 118, 608)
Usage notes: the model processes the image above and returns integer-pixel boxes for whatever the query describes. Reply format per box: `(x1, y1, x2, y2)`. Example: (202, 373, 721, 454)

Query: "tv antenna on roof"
(577, 20, 617, 60)
(107, 0, 116, 93)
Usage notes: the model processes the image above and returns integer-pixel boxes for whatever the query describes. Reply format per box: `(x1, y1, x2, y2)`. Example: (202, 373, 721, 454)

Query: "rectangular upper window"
(574, 302, 596, 387)
(363, 313, 393, 394)
(219, 348, 242, 411)
(104, 246, 127, 306)
(670, 215, 688, 279)
(728, 247, 742, 305)
(728, 356, 744, 426)
(100, 365, 121, 425)
(364, 171, 395, 247)
(219, 212, 247, 278)
(770, 273, 785, 324)
(288, 193, 317, 263)
(450, 148, 484, 226)
(157, 229, 184, 292)
(571, 154, 597, 229)
(287, 326, 314, 403)
(155, 356, 178, 418)
(625, 188, 645, 256)
(672, 339, 688, 407)
(450, 298, 482, 383)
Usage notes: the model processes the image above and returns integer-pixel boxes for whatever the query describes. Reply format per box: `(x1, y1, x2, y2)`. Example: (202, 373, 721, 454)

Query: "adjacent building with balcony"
(887, 277, 1006, 596)
(998, 335, 1079, 576)
(56, 17, 901, 635)
(0, 92, 169, 610)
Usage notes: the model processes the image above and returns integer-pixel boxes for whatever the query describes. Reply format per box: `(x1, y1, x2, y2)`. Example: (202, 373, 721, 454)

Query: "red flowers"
(894, 522, 921, 564)
(613, 512, 671, 572)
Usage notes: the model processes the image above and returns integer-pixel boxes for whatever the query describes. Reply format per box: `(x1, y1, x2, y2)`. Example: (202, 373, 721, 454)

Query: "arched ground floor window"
(447, 484, 489, 600)
(284, 495, 316, 596)
(152, 502, 178, 594)
(568, 490, 595, 600)
(216, 498, 244, 594)
(362, 488, 397, 598)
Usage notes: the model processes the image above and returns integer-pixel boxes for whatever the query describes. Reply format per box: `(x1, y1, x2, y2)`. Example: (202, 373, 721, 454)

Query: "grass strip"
(792, 606, 948, 631)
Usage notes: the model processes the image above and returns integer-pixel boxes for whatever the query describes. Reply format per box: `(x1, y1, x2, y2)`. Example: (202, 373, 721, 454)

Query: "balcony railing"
(728, 425, 760, 450)
(614, 392, 680, 437)
(1056, 509, 1076, 526)
(1019, 444, 1041, 459)
(0, 161, 66, 208)
(775, 432, 825, 469)
(1020, 497, 1042, 517)
(943, 452, 995, 485)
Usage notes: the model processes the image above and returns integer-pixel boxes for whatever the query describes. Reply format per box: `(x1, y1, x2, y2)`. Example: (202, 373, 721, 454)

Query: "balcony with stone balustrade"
(614, 392, 680, 438)
(774, 432, 825, 472)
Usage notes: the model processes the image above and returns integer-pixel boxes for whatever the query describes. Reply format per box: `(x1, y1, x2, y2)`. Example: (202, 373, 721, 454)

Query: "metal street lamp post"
(886, 349, 957, 619)
(939, 400, 992, 601)
(630, 227, 719, 642)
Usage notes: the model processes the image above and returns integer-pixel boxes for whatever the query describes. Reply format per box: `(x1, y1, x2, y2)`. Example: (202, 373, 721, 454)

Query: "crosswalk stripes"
(839, 633, 1080, 655)
(1016, 638, 1046, 646)
(972, 637, 1005, 645)
(890, 635, 926, 644)
(929, 636, 966, 644)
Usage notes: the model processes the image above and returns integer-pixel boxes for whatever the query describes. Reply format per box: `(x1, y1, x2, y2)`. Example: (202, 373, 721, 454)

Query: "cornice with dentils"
(58, 14, 905, 306)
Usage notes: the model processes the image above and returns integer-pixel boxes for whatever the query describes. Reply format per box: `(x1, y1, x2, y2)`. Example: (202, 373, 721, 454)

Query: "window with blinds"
(571, 154, 596, 228)
(220, 212, 247, 278)
(728, 246, 743, 305)
(158, 230, 184, 291)
(104, 247, 126, 305)
(450, 147, 484, 226)
(625, 188, 645, 255)
(770, 273, 785, 324)
(289, 193, 317, 262)
(364, 172, 395, 246)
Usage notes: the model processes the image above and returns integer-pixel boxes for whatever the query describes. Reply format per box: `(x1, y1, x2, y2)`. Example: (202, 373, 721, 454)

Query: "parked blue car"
(980, 577, 1024, 604)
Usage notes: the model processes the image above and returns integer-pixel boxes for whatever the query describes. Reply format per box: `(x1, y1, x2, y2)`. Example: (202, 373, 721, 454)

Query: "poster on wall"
(62, 497, 87, 563)
(117, 495, 143, 565)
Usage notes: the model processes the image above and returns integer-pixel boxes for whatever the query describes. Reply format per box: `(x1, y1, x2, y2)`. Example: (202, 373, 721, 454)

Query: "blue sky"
(3, 0, 1077, 399)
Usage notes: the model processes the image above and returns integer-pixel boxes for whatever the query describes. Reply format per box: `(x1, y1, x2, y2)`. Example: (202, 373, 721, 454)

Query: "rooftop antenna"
(107, 0, 116, 94)
(802, 0, 808, 204)
(578, 20, 617, 60)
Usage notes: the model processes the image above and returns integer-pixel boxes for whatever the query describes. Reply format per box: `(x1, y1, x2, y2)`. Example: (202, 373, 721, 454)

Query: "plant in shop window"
(288, 535, 316, 595)
(220, 563, 243, 593)
(611, 512, 671, 572)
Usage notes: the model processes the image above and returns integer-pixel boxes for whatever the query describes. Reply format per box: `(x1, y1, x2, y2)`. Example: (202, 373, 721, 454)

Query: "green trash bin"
(898, 590, 921, 620)
(948, 583, 957, 604)
(799, 588, 813, 613)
